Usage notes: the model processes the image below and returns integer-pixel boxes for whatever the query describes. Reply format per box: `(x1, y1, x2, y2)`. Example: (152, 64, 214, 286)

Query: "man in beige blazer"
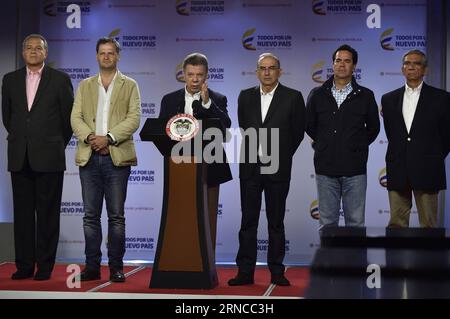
(71, 37, 141, 283)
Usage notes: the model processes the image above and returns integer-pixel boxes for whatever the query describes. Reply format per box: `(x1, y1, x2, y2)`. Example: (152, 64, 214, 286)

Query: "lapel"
(176, 88, 186, 114)
(262, 83, 282, 126)
(109, 70, 125, 114)
(30, 66, 50, 111)
(394, 86, 409, 135)
(87, 74, 100, 118)
(251, 86, 263, 127)
(408, 82, 427, 136)
(18, 68, 28, 112)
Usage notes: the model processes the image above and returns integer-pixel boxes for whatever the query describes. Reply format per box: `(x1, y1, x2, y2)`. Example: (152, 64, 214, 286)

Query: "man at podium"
(159, 52, 232, 250)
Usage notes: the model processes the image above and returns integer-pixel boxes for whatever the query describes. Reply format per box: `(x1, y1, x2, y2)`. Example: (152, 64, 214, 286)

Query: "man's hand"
(89, 135, 109, 152)
(200, 82, 209, 104)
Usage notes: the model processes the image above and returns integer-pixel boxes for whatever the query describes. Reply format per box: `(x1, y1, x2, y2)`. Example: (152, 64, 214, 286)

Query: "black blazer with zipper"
(306, 76, 380, 177)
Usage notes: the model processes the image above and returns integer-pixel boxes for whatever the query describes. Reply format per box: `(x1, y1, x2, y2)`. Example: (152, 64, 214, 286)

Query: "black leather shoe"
(271, 274, 290, 286)
(11, 269, 34, 280)
(34, 271, 51, 281)
(80, 268, 101, 281)
(110, 270, 125, 282)
(228, 273, 254, 286)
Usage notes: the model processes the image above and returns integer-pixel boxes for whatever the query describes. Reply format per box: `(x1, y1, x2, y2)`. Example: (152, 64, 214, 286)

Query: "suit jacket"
(381, 82, 450, 191)
(238, 83, 306, 182)
(71, 70, 141, 167)
(159, 88, 232, 186)
(1, 65, 74, 172)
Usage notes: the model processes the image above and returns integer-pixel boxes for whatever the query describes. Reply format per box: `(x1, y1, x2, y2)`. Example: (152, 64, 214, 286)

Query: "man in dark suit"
(228, 53, 305, 286)
(159, 52, 232, 250)
(381, 50, 450, 227)
(1, 34, 74, 280)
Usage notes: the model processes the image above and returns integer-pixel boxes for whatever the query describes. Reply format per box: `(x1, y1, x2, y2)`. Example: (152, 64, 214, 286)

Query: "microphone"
(192, 99, 203, 118)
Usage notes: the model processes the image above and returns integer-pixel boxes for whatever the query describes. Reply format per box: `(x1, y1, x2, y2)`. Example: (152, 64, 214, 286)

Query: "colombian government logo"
(166, 114, 200, 142)
(242, 28, 257, 50)
(378, 168, 387, 188)
(43, 0, 91, 16)
(241, 28, 292, 51)
(312, 0, 326, 15)
(380, 28, 426, 51)
(43, 0, 57, 16)
(311, 61, 326, 83)
(380, 28, 394, 51)
(176, 0, 189, 15)
(310, 200, 320, 220)
(176, 0, 224, 16)
(175, 62, 185, 82)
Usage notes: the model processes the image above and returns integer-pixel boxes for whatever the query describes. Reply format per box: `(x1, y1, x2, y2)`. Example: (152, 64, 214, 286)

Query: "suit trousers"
(388, 189, 438, 228)
(236, 173, 290, 276)
(11, 155, 63, 273)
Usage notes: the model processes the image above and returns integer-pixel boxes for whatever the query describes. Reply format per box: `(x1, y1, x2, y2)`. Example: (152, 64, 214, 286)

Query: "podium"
(139, 118, 223, 289)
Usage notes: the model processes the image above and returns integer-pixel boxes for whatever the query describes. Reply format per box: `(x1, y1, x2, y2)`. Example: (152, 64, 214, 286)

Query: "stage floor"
(0, 262, 309, 299)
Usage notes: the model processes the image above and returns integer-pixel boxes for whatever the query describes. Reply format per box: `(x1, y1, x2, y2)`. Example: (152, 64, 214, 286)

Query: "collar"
(260, 83, 279, 96)
(26, 63, 45, 76)
(97, 70, 118, 85)
(405, 81, 423, 93)
(332, 80, 352, 92)
(185, 86, 201, 99)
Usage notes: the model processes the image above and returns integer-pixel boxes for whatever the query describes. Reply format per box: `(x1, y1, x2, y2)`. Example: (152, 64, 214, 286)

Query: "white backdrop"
(37, 0, 427, 264)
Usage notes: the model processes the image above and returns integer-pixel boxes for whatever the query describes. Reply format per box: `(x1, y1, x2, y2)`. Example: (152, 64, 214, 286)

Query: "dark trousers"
(11, 157, 63, 273)
(236, 174, 290, 275)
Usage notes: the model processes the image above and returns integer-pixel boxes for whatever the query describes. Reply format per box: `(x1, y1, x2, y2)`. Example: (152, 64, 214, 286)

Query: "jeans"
(79, 153, 131, 271)
(316, 174, 367, 230)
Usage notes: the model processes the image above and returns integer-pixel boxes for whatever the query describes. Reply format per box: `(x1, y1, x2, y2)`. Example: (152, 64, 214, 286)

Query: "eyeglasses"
(257, 66, 279, 72)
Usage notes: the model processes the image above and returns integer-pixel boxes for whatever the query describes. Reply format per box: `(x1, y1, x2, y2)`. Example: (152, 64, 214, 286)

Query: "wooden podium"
(139, 118, 222, 289)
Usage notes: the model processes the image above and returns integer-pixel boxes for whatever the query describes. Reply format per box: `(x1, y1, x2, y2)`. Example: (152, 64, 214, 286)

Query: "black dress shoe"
(271, 274, 290, 286)
(228, 273, 254, 286)
(80, 269, 101, 281)
(11, 270, 34, 280)
(34, 271, 51, 281)
(110, 270, 125, 283)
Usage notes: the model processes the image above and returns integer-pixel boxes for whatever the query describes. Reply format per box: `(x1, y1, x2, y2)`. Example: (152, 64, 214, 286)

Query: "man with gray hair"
(381, 49, 450, 227)
(228, 52, 305, 286)
(158, 52, 232, 254)
(2, 34, 73, 280)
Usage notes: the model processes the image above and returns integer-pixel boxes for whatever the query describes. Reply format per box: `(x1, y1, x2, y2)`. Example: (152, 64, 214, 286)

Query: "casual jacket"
(71, 71, 141, 167)
(306, 76, 380, 176)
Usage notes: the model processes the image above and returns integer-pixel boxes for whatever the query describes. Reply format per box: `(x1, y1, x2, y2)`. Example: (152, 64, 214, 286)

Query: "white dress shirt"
(258, 83, 278, 157)
(402, 81, 423, 133)
(96, 71, 117, 137)
(184, 87, 211, 115)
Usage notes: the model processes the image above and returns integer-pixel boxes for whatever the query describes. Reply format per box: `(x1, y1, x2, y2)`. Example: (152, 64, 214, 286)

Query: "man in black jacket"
(1, 34, 74, 280)
(228, 53, 305, 287)
(381, 50, 450, 227)
(306, 44, 380, 230)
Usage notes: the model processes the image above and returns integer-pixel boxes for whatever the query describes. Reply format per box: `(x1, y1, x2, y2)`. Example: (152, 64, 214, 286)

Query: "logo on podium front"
(166, 113, 199, 142)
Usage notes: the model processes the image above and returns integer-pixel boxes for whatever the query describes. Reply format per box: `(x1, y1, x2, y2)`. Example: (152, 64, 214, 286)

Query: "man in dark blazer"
(228, 53, 305, 287)
(1, 34, 74, 280)
(381, 50, 450, 227)
(159, 52, 232, 251)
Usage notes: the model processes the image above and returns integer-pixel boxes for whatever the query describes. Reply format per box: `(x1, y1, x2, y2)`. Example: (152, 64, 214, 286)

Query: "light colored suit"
(71, 70, 141, 166)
